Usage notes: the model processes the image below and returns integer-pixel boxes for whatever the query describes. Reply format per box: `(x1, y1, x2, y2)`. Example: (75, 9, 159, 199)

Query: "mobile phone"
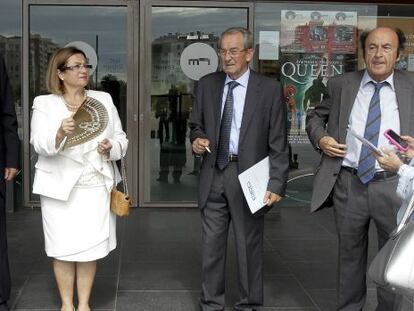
(384, 129, 409, 152)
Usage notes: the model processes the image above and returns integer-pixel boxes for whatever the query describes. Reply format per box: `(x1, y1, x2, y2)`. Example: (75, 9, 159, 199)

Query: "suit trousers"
(199, 162, 264, 311)
(333, 168, 401, 311)
(0, 180, 11, 304)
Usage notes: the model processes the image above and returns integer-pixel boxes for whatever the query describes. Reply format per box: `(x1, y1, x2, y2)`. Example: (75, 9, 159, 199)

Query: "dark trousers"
(199, 162, 264, 311)
(333, 168, 402, 311)
(0, 181, 10, 304)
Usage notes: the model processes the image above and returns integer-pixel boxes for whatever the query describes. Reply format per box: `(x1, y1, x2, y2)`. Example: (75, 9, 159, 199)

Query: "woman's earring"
(58, 70, 64, 81)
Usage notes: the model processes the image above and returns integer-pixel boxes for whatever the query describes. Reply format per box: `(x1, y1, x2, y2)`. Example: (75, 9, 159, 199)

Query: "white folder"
(238, 156, 269, 214)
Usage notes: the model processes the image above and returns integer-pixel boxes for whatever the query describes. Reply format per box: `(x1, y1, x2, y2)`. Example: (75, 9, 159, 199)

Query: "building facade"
(1, 0, 414, 208)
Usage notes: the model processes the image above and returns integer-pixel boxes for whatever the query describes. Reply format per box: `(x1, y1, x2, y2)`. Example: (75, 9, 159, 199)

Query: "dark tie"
(216, 81, 239, 170)
(357, 81, 387, 184)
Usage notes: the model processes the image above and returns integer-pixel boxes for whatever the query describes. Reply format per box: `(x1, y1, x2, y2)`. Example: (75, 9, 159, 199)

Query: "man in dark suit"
(0, 56, 20, 311)
(306, 27, 414, 310)
(189, 27, 289, 311)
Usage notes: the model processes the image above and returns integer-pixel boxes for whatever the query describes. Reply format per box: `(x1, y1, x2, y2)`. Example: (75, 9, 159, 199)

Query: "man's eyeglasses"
(218, 48, 247, 57)
(61, 64, 93, 71)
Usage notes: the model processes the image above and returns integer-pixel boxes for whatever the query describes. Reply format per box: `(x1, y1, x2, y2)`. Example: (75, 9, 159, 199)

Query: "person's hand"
(263, 191, 283, 206)
(59, 116, 75, 136)
(98, 139, 112, 155)
(4, 168, 18, 182)
(192, 138, 210, 155)
(401, 135, 414, 159)
(376, 148, 403, 173)
(319, 136, 347, 158)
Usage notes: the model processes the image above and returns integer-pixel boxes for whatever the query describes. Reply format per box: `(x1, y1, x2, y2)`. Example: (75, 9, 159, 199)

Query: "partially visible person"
(376, 137, 414, 311)
(30, 47, 128, 311)
(376, 135, 414, 223)
(190, 27, 289, 311)
(0, 56, 20, 311)
(306, 27, 414, 310)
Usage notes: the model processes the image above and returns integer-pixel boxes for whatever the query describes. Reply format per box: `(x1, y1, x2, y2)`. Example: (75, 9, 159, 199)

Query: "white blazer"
(30, 90, 128, 201)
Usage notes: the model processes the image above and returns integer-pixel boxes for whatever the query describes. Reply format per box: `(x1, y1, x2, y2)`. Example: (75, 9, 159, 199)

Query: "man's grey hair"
(219, 27, 253, 49)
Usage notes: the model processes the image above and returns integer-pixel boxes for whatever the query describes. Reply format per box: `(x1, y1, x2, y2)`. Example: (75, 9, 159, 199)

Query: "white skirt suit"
(30, 90, 128, 261)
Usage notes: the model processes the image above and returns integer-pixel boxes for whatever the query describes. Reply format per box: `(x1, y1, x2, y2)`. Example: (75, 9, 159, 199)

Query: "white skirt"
(40, 185, 116, 262)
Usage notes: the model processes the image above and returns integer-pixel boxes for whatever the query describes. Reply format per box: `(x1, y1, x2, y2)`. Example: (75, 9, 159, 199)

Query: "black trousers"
(333, 168, 401, 311)
(0, 180, 10, 304)
(199, 162, 264, 311)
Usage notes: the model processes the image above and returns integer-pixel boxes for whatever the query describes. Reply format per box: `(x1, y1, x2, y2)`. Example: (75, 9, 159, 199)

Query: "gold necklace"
(62, 90, 86, 111)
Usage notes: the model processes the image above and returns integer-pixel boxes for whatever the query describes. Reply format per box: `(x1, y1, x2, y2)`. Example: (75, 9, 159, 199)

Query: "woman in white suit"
(30, 47, 128, 311)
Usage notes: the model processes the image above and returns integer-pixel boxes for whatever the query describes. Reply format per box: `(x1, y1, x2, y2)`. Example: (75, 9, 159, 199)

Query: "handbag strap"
(111, 141, 129, 197)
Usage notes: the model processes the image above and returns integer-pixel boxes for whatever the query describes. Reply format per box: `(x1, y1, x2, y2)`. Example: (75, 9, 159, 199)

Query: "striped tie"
(357, 81, 387, 184)
(216, 81, 239, 170)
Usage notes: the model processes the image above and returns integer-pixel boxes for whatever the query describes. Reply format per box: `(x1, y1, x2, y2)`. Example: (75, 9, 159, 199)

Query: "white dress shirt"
(342, 71, 400, 170)
(221, 68, 250, 155)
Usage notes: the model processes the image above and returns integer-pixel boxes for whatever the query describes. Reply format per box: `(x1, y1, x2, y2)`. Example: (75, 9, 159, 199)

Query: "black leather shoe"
(0, 302, 10, 311)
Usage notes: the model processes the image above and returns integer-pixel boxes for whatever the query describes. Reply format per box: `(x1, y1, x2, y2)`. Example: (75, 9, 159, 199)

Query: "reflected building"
(0, 34, 58, 140)
(0, 35, 23, 96)
(29, 34, 59, 94)
(0, 34, 59, 97)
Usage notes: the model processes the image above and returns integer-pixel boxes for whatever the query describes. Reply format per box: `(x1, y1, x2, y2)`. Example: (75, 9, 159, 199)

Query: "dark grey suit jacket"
(189, 70, 289, 210)
(0, 56, 19, 178)
(306, 70, 414, 213)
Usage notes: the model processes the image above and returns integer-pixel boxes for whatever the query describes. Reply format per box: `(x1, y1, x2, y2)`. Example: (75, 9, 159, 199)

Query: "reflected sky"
(30, 6, 127, 51)
(152, 7, 248, 39)
(0, 0, 21, 36)
(30, 6, 128, 81)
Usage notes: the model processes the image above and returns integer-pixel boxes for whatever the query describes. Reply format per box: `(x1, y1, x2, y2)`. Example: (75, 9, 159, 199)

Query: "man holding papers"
(189, 27, 289, 311)
(306, 27, 414, 311)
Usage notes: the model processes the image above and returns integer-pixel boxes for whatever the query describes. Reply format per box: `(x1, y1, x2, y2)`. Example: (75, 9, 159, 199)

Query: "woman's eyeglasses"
(61, 64, 93, 71)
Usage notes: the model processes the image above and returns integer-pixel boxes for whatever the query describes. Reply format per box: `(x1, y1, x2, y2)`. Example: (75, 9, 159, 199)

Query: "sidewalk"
(6, 206, 387, 310)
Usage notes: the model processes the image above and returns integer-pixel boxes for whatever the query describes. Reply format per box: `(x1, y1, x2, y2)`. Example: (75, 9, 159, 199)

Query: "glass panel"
(254, 3, 378, 207)
(29, 5, 128, 202)
(0, 0, 23, 208)
(147, 6, 248, 202)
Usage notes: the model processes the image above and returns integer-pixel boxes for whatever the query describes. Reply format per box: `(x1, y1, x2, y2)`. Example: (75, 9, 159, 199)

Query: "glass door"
(141, 1, 252, 206)
(23, 0, 130, 206)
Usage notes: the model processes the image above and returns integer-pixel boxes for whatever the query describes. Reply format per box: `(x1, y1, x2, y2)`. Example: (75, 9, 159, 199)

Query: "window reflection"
(148, 7, 248, 202)
(0, 0, 22, 208)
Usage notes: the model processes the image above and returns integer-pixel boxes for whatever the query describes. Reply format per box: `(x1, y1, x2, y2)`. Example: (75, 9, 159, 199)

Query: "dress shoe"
(0, 302, 10, 311)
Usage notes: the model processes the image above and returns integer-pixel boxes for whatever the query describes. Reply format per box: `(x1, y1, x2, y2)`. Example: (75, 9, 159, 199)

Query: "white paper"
(238, 157, 270, 214)
(347, 128, 384, 156)
(259, 31, 279, 60)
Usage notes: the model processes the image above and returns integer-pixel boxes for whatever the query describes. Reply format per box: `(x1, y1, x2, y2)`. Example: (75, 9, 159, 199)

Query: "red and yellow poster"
(280, 10, 358, 143)
(281, 10, 358, 55)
